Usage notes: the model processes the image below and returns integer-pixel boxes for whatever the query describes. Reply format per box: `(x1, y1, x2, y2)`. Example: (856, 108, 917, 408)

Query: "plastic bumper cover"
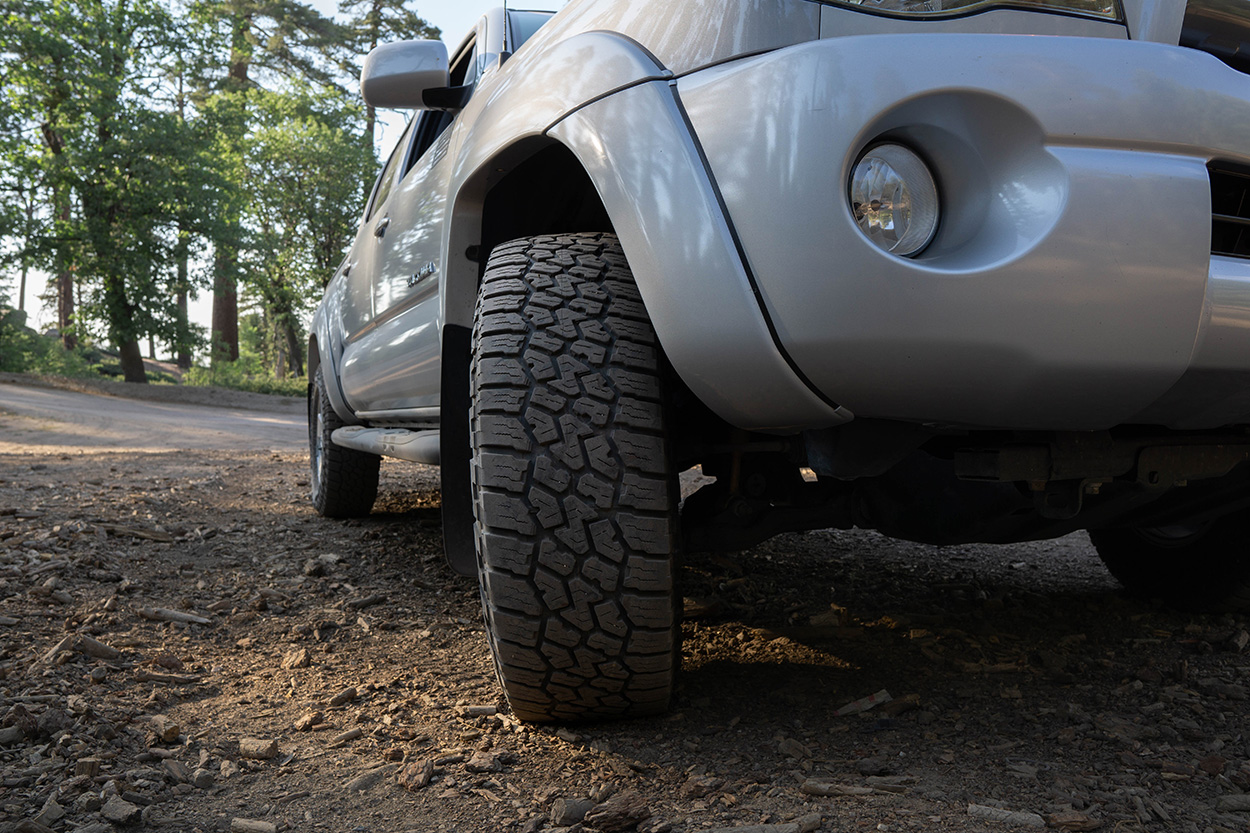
(679, 34, 1250, 431)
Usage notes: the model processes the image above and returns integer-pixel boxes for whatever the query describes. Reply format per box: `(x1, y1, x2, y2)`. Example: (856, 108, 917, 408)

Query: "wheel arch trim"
(440, 80, 851, 432)
(310, 291, 361, 426)
(544, 79, 851, 431)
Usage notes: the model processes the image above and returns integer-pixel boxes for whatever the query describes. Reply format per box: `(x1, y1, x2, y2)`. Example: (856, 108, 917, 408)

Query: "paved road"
(0, 382, 306, 453)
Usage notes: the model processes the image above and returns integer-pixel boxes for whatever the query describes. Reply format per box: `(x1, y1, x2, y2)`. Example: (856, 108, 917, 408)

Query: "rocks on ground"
(3, 439, 1250, 832)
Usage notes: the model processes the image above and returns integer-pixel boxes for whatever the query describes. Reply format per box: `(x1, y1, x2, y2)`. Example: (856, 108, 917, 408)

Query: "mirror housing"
(360, 40, 449, 110)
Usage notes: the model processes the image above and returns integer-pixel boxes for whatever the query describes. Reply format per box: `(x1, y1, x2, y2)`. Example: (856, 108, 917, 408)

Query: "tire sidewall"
(469, 233, 680, 722)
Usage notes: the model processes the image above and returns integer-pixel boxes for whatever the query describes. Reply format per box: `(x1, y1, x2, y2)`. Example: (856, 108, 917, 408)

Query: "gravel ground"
(2, 379, 1250, 833)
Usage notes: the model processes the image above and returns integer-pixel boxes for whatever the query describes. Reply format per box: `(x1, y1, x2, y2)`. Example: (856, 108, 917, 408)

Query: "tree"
(239, 85, 374, 377)
(338, 0, 438, 146)
(1, 0, 386, 382)
(158, 24, 223, 370)
(0, 119, 43, 316)
(2, 0, 81, 349)
(0, 45, 34, 312)
(5, 0, 227, 382)
(189, 0, 350, 364)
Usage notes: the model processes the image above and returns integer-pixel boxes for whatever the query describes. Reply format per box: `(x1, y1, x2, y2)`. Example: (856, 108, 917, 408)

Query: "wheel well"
(441, 142, 616, 578)
(478, 142, 613, 275)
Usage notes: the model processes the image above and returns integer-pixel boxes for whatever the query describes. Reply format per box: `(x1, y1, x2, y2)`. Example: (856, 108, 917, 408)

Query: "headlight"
(849, 144, 940, 258)
(821, 0, 1120, 21)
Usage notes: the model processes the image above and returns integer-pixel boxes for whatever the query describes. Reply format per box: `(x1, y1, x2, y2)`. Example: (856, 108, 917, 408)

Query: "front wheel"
(308, 366, 380, 518)
(1089, 511, 1250, 611)
(470, 233, 680, 722)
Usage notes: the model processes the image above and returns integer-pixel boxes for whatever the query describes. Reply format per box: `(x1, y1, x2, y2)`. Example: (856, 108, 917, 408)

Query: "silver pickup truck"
(309, 0, 1250, 721)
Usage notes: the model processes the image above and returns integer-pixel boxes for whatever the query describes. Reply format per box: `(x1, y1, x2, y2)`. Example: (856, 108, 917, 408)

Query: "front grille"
(1182, 0, 1250, 75)
(1210, 164, 1250, 258)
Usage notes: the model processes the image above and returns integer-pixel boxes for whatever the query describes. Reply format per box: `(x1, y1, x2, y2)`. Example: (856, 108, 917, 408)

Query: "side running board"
(331, 426, 441, 465)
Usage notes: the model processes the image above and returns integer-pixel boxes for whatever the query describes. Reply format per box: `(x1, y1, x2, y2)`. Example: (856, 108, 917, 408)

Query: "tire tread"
(309, 368, 380, 519)
(471, 233, 678, 722)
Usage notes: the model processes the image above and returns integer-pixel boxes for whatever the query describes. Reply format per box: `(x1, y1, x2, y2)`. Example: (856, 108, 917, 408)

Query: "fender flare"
(309, 290, 360, 426)
(545, 79, 848, 431)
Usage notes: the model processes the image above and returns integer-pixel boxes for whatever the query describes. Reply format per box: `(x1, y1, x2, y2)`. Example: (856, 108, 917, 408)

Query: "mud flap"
(440, 322, 477, 577)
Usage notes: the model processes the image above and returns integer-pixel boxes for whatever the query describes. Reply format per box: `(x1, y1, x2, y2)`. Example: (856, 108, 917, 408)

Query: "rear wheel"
(470, 233, 680, 722)
(308, 366, 380, 518)
(1089, 512, 1250, 611)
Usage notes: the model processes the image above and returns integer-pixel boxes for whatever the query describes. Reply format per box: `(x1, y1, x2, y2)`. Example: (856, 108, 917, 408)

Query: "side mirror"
(360, 40, 449, 110)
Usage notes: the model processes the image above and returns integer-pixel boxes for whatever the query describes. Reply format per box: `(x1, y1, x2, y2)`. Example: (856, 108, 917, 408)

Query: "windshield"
(508, 10, 555, 50)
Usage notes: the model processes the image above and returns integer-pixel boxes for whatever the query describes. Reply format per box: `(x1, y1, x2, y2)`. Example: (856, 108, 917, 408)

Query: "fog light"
(850, 144, 939, 258)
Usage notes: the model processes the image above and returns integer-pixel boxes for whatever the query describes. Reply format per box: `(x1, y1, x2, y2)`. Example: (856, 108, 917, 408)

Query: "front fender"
(440, 30, 672, 338)
(546, 79, 848, 432)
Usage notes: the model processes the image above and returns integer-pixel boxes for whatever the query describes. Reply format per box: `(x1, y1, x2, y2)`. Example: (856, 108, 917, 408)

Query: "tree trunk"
(118, 338, 148, 384)
(57, 268, 76, 350)
(41, 59, 75, 350)
(211, 248, 239, 364)
(210, 16, 251, 367)
(54, 197, 76, 350)
(18, 193, 33, 313)
(285, 321, 304, 378)
(176, 286, 191, 370)
(364, 0, 381, 148)
(174, 78, 193, 372)
(175, 234, 192, 370)
(148, 333, 156, 360)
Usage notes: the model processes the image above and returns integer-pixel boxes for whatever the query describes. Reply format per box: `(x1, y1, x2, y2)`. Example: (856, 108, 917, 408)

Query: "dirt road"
(2, 376, 1250, 833)
(0, 378, 305, 454)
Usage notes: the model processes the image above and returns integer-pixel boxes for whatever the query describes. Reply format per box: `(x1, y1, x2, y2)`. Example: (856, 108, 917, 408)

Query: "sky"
(21, 0, 569, 339)
(411, 0, 569, 46)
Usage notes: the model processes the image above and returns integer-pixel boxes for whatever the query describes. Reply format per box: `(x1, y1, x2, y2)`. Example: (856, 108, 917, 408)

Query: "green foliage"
(245, 85, 375, 281)
(183, 357, 306, 397)
(339, 0, 439, 63)
(189, 0, 351, 93)
(0, 307, 97, 377)
(4, 0, 231, 380)
(188, 313, 304, 395)
(0, 298, 288, 390)
(1, 0, 436, 378)
(236, 85, 374, 378)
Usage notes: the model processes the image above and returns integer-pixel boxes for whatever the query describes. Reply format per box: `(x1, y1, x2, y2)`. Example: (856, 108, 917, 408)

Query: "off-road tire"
(1089, 513, 1250, 611)
(308, 366, 380, 518)
(471, 233, 680, 722)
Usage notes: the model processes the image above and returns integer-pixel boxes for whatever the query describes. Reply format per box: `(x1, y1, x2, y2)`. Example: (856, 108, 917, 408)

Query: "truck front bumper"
(680, 34, 1250, 431)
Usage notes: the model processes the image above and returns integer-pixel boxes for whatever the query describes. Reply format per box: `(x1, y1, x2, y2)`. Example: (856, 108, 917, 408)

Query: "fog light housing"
(850, 144, 940, 258)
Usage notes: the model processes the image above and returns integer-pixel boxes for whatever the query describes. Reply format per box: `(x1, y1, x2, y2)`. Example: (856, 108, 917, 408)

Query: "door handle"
(373, 217, 390, 238)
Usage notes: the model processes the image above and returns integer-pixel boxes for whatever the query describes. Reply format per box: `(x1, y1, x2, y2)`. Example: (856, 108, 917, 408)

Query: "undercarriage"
(678, 420, 1250, 553)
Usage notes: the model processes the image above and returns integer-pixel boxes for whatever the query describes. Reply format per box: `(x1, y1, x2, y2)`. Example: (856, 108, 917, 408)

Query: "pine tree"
(338, 0, 439, 145)
(189, 0, 351, 364)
